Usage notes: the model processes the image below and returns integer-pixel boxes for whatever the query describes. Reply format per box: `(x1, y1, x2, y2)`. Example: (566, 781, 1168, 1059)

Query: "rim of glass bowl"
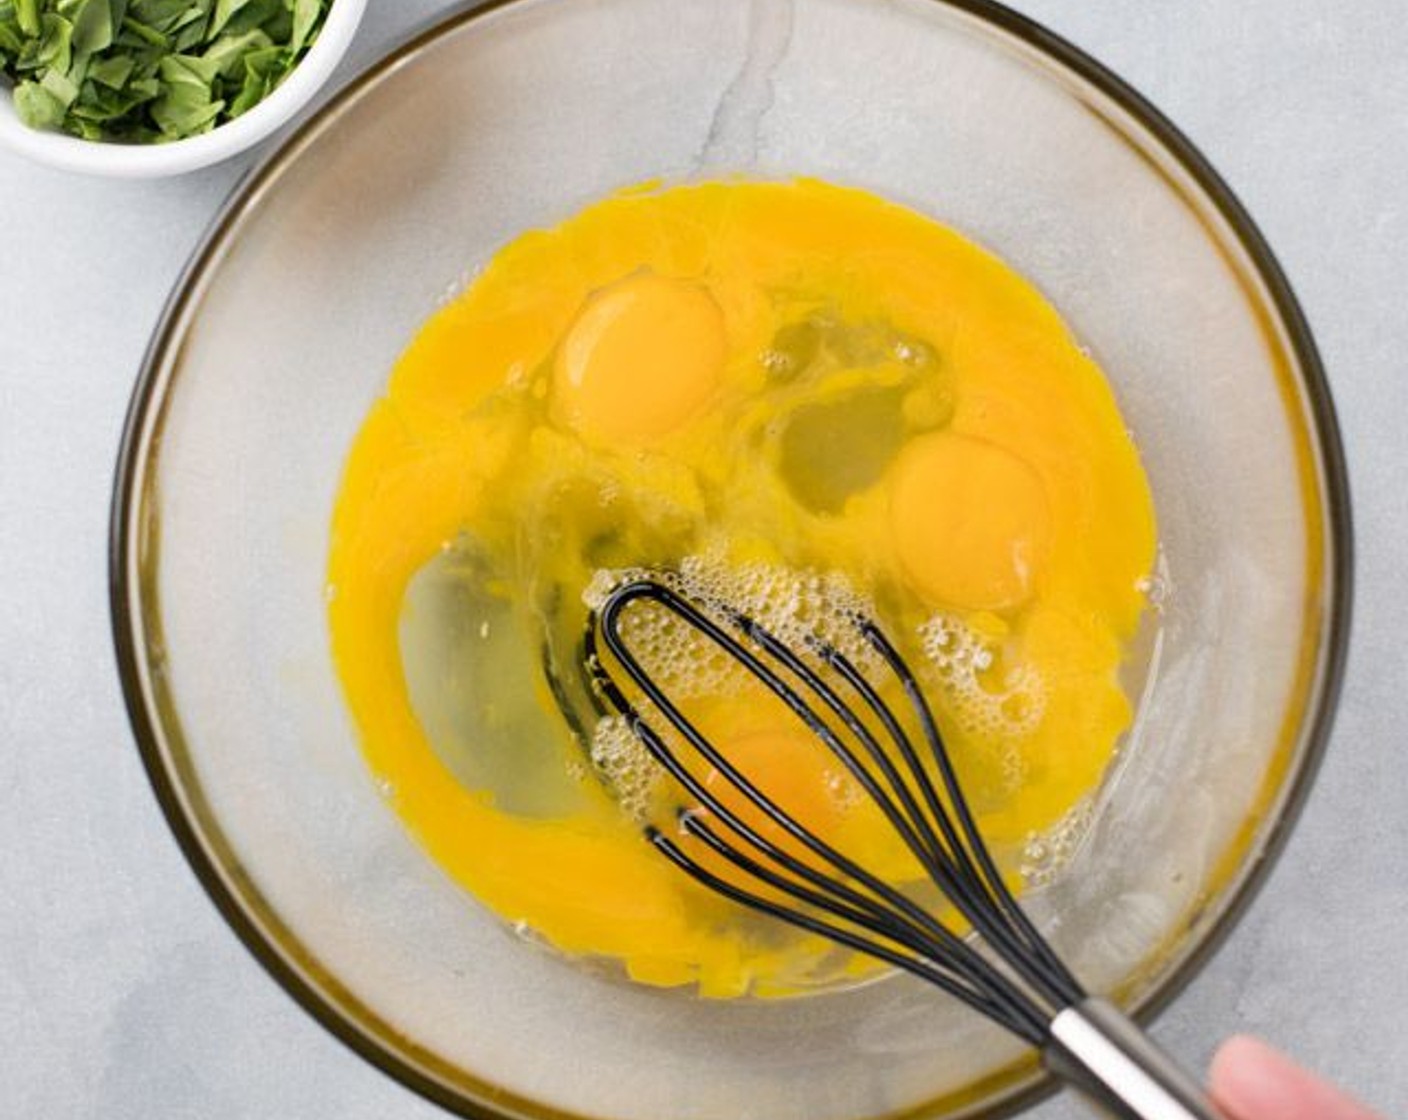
(109, 2, 1353, 1118)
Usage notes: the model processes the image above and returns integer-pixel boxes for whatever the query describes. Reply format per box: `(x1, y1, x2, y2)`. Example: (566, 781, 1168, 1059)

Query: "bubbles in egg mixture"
(584, 555, 884, 701)
(916, 610, 1141, 887)
(1020, 798, 1096, 888)
(588, 714, 660, 824)
(920, 614, 1045, 748)
(581, 557, 889, 834)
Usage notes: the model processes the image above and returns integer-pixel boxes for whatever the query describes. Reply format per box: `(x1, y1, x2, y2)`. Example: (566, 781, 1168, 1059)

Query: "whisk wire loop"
(587, 587, 1004, 973)
(728, 612, 966, 887)
(586, 579, 1088, 1025)
(584, 575, 1228, 1120)
(741, 614, 1078, 1009)
(720, 614, 979, 899)
(855, 620, 1084, 1003)
(589, 594, 897, 902)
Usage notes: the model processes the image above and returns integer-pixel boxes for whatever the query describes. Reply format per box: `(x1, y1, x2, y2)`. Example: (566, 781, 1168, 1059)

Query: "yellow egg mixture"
(327, 179, 1156, 998)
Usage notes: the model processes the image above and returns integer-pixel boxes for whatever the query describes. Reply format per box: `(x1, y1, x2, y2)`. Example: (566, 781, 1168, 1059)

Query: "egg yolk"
(554, 272, 725, 444)
(697, 728, 848, 861)
(685, 725, 921, 901)
(889, 433, 1051, 611)
(326, 179, 1156, 999)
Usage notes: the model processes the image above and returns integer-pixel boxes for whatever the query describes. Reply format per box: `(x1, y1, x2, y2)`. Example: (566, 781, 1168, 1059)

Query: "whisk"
(584, 575, 1223, 1120)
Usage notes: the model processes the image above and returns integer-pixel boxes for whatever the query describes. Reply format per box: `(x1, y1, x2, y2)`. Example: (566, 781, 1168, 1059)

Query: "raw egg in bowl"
(111, 2, 1349, 1119)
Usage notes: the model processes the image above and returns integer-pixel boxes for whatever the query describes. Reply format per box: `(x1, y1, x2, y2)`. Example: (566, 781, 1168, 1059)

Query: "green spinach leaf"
(0, 0, 330, 143)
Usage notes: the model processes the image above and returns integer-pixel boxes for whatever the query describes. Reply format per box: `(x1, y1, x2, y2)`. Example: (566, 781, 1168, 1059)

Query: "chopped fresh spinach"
(0, 0, 329, 143)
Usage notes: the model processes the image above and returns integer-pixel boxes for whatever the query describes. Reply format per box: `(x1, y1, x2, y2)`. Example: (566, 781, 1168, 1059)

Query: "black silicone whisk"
(585, 575, 1224, 1120)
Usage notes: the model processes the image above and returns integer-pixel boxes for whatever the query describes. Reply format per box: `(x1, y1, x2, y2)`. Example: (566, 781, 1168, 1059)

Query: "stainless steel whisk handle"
(1045, 999, 1228, 1120)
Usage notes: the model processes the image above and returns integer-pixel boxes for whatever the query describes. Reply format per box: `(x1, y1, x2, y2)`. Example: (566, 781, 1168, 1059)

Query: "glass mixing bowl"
(110, 1, 1350, 1118)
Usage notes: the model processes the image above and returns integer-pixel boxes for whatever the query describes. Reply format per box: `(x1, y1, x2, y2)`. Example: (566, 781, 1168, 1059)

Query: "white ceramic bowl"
(0, 0, 366, 178)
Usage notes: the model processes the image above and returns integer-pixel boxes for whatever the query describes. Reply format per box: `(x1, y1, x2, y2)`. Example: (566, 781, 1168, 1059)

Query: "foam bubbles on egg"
(585, 558, 1053, 819)
(583, 556, 891, 823)
(918, 614, 1046, 743)
(584, 554, 885, 703)
(1020, 797, 1095, 888)
(587, 714, 661, 823)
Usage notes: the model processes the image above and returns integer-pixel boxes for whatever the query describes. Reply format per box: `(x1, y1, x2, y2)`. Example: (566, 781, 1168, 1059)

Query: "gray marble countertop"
(3, 2, 1406, 1117)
